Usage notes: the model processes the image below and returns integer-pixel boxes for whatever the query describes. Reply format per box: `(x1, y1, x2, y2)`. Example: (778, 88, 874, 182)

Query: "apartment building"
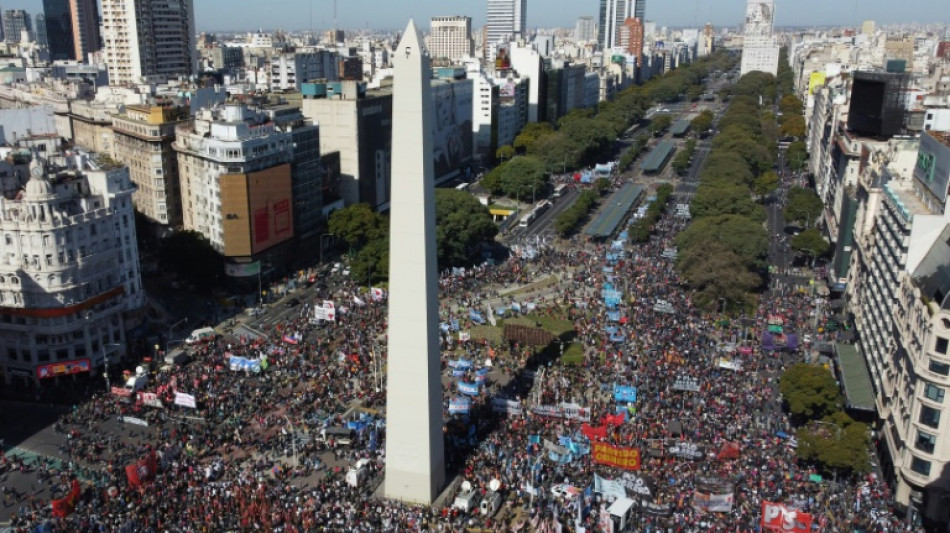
(100, 0, 197, 85)
(428, 16, 474, 63)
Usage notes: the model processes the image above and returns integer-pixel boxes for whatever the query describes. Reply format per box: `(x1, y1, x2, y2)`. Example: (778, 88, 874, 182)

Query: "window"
(916, 431, 937, 454)
(925, 383, 946, 403)
(929, 359, 950, 376)
(920, 405, 942, 428)
(937, 337, 949, 355)
(911, 456, 932, 476)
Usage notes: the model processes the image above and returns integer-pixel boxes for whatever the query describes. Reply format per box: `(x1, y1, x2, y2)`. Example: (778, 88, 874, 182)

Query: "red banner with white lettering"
(761, 501, 813, 533)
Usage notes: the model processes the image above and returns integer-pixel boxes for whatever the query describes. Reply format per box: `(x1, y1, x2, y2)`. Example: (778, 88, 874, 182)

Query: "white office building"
(0, 153, 142, 386)
(485, 0, 527, 49)
(269, 51, 340, 92)
(739, 0, 780, 77)
(428, 16, 474, 63)
(100, 0, 198, 85)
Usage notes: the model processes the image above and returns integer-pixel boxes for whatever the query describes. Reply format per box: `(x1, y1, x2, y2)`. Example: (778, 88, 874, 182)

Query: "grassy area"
(469, 325, 504, 344)
(561, 343, 585, 366)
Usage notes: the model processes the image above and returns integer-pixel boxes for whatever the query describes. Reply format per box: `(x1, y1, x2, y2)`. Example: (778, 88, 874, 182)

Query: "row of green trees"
(487, 51, 735, 202)
(629, 183, 675, 242)
(618, 135, 650, 172)
(553, 190, 600, 236)
(672, 139, 697, 176)
(674, 71, 780, 310)
(780, 363, 871, 475)
(328, 190, 498, 284)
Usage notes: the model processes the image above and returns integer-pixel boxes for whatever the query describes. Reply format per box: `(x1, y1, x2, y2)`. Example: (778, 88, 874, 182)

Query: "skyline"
(0, 0, 945, 33)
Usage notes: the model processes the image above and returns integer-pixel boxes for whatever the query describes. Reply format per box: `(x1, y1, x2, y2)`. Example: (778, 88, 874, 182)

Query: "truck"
(164, 348, 189, 366)
(185, 327, 216, 345)
(124, 367, 148, 394)
(319, 427, 356, 447)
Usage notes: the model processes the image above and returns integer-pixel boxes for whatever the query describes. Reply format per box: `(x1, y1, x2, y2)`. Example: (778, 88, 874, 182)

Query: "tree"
(500, 155, 548, 202)
(796, 413, 871, 475)
(779, 94, 804, 116)
(784, 187, 823, 228)
(595, 177, 611, 193)
(479, 163, 506, 195)
(328, 203, 387, 249)
(649, 114, 673, 136)
(434, 189, 498, 268)
(513, 122, 553, 154)
(495, 145, 515, 162)
(779, 364, 842, 420)
(691, 110, 714, 133)
(753, 170, 779, 197)
(675, 214, 769, 267)
(791, 228, 830, 264)
(690, 184, 765, 222)
(786, 141, 808, 172)
(675, 242, 761, 310)
(349, 236, 389, 285)
(780, 114, 807, 138)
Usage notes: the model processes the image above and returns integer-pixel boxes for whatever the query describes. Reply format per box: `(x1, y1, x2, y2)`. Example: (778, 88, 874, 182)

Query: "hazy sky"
(3, 0, 948, 32)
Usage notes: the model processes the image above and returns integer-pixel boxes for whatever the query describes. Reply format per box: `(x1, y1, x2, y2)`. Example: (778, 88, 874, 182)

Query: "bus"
(552, 183, 569, 198)
(455, 182, 470, 192)
(518, 211, 535, 228)
(533, 200, 552, 216)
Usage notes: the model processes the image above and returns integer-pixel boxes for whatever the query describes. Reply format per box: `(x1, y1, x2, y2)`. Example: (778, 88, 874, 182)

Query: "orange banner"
(592, 442, 641, 470)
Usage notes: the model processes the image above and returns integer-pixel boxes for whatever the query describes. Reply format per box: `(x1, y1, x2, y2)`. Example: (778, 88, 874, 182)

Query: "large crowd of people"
(5, 177, 920, 533)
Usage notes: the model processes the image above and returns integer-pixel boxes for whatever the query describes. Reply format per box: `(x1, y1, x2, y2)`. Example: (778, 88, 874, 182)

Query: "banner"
(118, 416, 148, 427)
(138, 392, 163, 408)
(693, 487, 734, 513)
(174, 392, 196, 408)
(469, 309, 485, 324)
(448, 359, 473, 369)
(604, 412, 626, 427)
(581, 423, 608, 441)
(50, 479, 81, 518)
(717, 358, 742, 371)
(229, 356, 262, 373)
(668, 442, 705, 460)
(449, 397, 472, 414)
(111, 386, 131, 397)
(224, 261, 261, 277)
(717, 441, 741, 460)
(125, 451, 158, 488)
(36, 359, 90, 379)
(613, 385, 637, 403)
(673, 375, 701, 392)
(313, 301, 336, 322)
(641, 500, 673, 517)
(458, 381, 480, 396)
(491, 397, 523, 416)
(593, 474, 627, 501)
(370, 287, 386, 301)
(761, 501, 812, 533)
(532, 403, 591, 422)
(620, 472, 654, 498)
(591, 442, 640, 470)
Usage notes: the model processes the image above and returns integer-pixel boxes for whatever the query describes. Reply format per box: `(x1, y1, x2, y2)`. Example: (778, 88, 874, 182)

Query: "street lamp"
(167, 317, 188, 354)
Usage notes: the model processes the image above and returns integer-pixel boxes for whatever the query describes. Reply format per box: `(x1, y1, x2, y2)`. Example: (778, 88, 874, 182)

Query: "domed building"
(0, 153, 142, 387)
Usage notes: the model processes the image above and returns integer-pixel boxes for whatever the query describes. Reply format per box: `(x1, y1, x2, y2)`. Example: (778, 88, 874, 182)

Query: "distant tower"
(3, 10, 33, 44)
(384, 19, 446, 505)
(598, 0, 632, 50)
(633, 0, 646, 21)
(485, 0, 527, 47)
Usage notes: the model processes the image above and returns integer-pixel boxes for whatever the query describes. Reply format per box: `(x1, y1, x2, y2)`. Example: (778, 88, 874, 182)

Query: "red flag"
(761, 501, 812, 533)
(125, 451, 158, 488)
(581, 423, 608, 440)
(604, 413, 625, 427)
(51, 479, 81, 517)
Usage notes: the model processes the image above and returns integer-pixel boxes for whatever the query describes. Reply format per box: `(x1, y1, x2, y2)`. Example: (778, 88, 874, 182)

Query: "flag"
(352, 295, 366, 307)
(51, 479, 81, 517)
(125, 451, 158, 488)
(717, 441, 740, 460)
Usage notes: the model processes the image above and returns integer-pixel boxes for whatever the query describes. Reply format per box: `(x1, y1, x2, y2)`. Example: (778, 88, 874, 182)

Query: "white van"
(185, 327, 216, 345)
(479, 491, 502, 517)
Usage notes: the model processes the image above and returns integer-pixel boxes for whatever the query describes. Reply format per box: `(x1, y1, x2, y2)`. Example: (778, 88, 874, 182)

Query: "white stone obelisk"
(384, 19, 446, 504)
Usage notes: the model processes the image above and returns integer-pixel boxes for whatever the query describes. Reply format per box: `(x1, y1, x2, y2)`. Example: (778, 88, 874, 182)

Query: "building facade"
(3, 10, 32, 44)
(0, 154, 142, 386)
(598, 0, 632, 51)
(574, 16, 596, 43)
(269, 51, 340, 92)
(100, 0, 197, 85)
(174, 104, 296, 259)
(428, 16, 474, 63)
(111, 103, 190, 229)
(624, 18, 644, 60)
(739, 0, 780, 77)
(485, 0, 527, 48)
(43, 0, 75, 60)
(68, 0, 101, 62)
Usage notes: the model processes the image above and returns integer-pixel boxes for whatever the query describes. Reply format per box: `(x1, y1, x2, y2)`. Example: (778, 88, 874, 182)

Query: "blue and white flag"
(614, 385, 638, 403)
(458, 381, 480, 396)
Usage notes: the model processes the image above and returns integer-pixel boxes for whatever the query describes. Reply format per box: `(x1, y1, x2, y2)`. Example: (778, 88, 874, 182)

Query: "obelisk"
(384, 19, 446, 504)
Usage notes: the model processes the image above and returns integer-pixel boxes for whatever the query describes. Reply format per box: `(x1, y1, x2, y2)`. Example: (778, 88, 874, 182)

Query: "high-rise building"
(598, 0, 632, 51)
(69, 0, 102, 62)
(0, 154, 143, 387)
(111, 103, 191, 229)
(623, 18, 644, 61)
(34, 15, 48, 46)
(698, 22, 715, 57)
(574, 16, 597, 42)
(4, 10, 33, 44)
(269, 51, 340, 92)
(861, 19, 875, 36)
(428, 16, 474, 63)
(43, 0, 75, 60)
(485, 0, 527, 47)
(739, 0, 780, 77)
(101, 0, 197, 85)
(633, 0, 646, 21)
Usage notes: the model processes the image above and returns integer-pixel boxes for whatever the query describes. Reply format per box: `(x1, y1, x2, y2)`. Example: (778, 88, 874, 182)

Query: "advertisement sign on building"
(36, 359, 91, 380)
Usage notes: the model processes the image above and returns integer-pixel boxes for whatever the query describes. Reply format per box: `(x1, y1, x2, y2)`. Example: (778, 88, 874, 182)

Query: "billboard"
(219, 164, 294, 257)
(431, 80, 474, 181)
(808, 72, 826, 94)
(37, 359, 91, 379)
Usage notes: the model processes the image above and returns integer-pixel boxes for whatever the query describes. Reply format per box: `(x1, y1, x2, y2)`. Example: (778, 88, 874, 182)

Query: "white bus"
(552, 183, 569, 198)
(518, 211, 535, 228)
(533, 200, 552, 216)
